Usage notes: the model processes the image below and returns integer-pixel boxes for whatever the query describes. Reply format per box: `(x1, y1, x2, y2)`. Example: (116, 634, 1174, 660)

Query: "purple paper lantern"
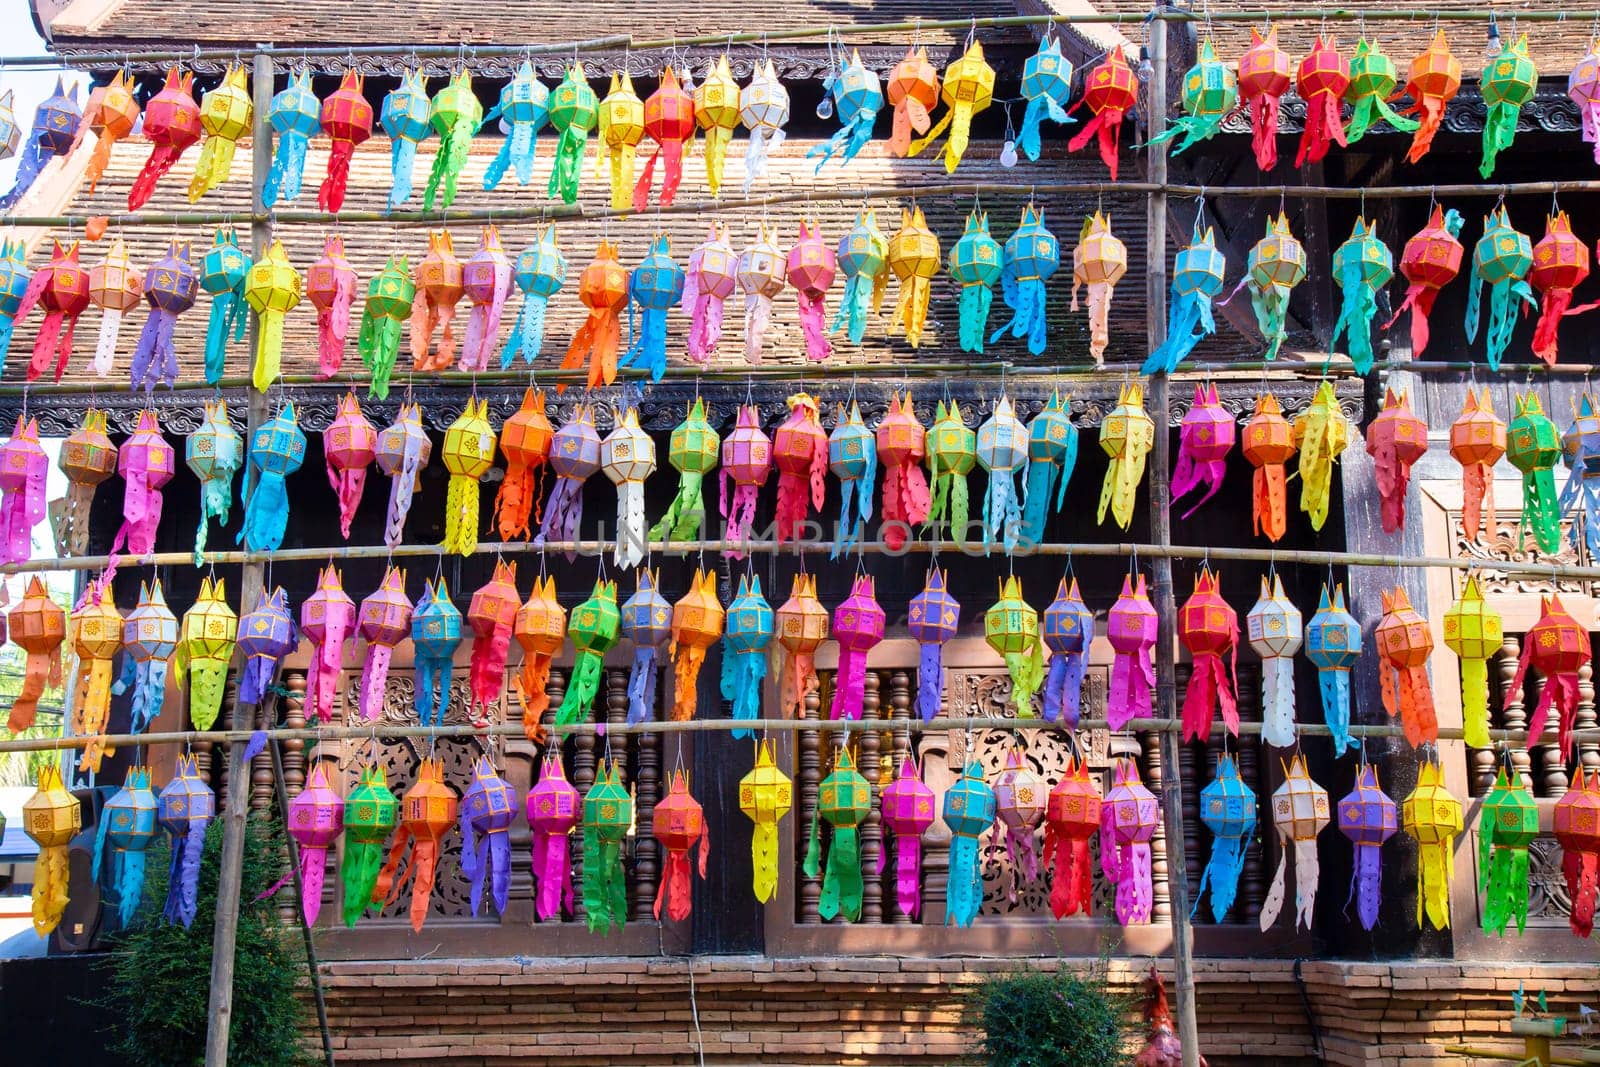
(131, 240, 198, 390)
(1337, 762, 1397, 931)
(906, 567, 959, 722)
(237, 587, 295, 705)
(460, 756, 517, 918)
(1042, 576, 1093, 727)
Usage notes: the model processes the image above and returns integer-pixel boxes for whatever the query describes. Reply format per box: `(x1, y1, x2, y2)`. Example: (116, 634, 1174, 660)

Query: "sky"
(1, 2, 85, 187)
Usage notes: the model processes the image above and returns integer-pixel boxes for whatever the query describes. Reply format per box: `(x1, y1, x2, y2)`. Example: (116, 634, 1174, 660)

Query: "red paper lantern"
(1067, 49, 1137, 180)
(652, 769, 709, 922)
(1507, 595, 1593, 759)
(1178, 566, 1238, 741)
(876, 391, 929, 550)
(1529, 211, 1590, 366)
(772, 393, 826, 543)
(1387, 205, 1464, 358)
(1295, 38, 1350, 167)
(128, 67, 200, 211)
(1237, 27, 1292, 171)
(1044, 757, 1102, 918)
(318, 69, 374, 213)
(1375, 586, 1437, 747)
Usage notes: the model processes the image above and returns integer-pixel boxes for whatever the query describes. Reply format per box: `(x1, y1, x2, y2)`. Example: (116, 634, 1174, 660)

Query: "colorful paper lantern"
(323, 392, 374, 541)
(1248, 573, 1302, 749)
(299, 565, 355, 726)
(67, 580, 120, 774)
(683, 225, 736, 363)
(381, 69, 431, 209)
(413, 579, 461, 729)
(773, 392, 827, 543)
(24, 765, 80, 935)
(439, 398, 493, 556)
(991, 749, 1047, 901)
(5, 577, 62, 733)
(547, 64, 599, 205)
(829, 575, 884, 722)
(1178, 566, 1238, 741)
(889, 207, 941, 349)
(1018, 35, 1073, 161)
(484, 60, 548, 190)
(1145, 222, 1227, 375)
(1403, 758, 1462, 931)
(1291, 380, 1349, 534)
(513, 575, 564, 736)
(340, 763, 398, 927)
(374, 759, 457, 933)
(1244, 393, 1295, 543)
(977, 396, 1027, 551)
(1507, 391, 1562, 554)
(310, 67, 373, 212)
(457, 757, 515, 919)
(620, 569, 669, 725)
(128, 67, 198, 212)
(1072, 211, 1127, 365)
(375, 402, 431, 548)
(775, 573, 828, 718)
(561, 241, 627, 389)
(695, 56, 739, 197)
(1168, 383, 1231, 518)
(302, 235, 359, 379)
(200, 228, 249, 384)
(633, 67, 695, 210)
(948, 210, 1002, 354)
(1041, 576, 1092, 728)
(1477, 767, 1538, 936)
(601, 406, 655, 569)
(1375, 585, 1437, 747)
(128, 240, 196, 389)
(56, 408, 117, 558)
(1150, 39, 1237, 153)
(1443, 574, 1501, 750)
(943, 759, 997, 927)
(1098, 382, 1153, 530)
(1508, 594, 1592, 758)
(1329, 217, 1393, 375)
(286, 763, 344, 926)
(527, 754, 580, 921)
(1247, 213, 1307, 361)
(244, 240, 302, 392)
(739, 740, 792, 904)
(467, 561, 518, 726)
(823, 401, 875, 556)
(0, 415, 45, 567)
(1045, 758, 1103, 919)
(736, 225, 787, 364)
(356, 567, 411, 721)
(1236, 26, 1292, 170)
(907, 567, 959, 722)
(1465, 206, 1535, 372)
(1108, 574, 1156, 730)
(16, 240, 90, 383)
(879, 757, 936, 918)
(787, 221, 836, 363)
(622, 233, 684, 381)
(239, 402, 306, 553)
(583, 759, 632, 933)
(87, 238, 141, 378)
(670, 569, 723, 721)
(1481, 33, 1537, 177)
(1387, 205, 1465, 359)
(187, 64, 251, 202)
(1553, 767, 1600, 938)
(1563, 394, 1600, 554)
(598, 72, 644, 211)
(457, 226, 513, 374)
(1068, 48, 1137, 179)
(175, 575, 235, 731)
(409, 229, 463, 373)
(1017, 391, 1076, 546)
(886, 45, 939, 157)
(1307, 585, 1362, 756)
(985, 575, 1043, 717)
(1344, 39, 1418, 143)
(804, 745, 873, 922)
(493, 388, 553, 541)
(652, 768, 710, 922)
(0, 237, 32, 373)
(1100, 758, 1158, 926)
(1530, 212, 1590, 366)
(536, 403, 601, 550)
(654, 398, 720, 544)
(0, 76, 80, 209)
(81, 70, 140, 194)
(423, 70, 480, 211)
(832, 209, 889, 344)
(263, 67, 318, 206)
(500, 228, 565, 368)
(92, 766, 157, 928)
(1366, 388, 1428, 534)
(237, 586, 293, 710)
(811, 50, 881, 170)
(739, 59, 789, 193)
(1338, 762, 1397, 931)
(1197, 753, 1256, 922)
(926, 400, 974, 547)
(1295, 37, 1350, 166)
(1401, 29, 1461, 163)
(113, 408, 175, 558)
(721, 404, 771, 552)
(990, 205, 1058, 356)
(158, 753, 214, 927)
(554, 578, 620, 727)
(875, 392, 929, 551)
(1258, 753, 1330, 932)
(909, 39, 993, 171)
(1573, 42, 1600, 167)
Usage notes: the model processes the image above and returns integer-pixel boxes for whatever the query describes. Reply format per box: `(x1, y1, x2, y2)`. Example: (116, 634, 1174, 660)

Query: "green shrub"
(965, 967, 1127, 1067)
(98, 815, 314, 1067)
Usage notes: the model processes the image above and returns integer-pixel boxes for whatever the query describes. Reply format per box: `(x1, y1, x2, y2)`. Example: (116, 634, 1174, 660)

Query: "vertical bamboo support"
(1145, 11, 1201, 1064)
(205, 47, 276, 1067)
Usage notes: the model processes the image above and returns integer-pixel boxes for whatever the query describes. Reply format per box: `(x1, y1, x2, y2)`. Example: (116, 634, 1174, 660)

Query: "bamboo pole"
(266, 737, 337, 1067)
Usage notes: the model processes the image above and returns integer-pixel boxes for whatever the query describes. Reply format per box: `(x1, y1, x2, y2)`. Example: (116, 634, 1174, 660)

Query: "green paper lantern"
(652, 397, 721, 544)
(340, 763, 399, 927)
(583, 758, 633, 933)
(555, 579, 621, 726)
(803, 746, 873, 922)
(926, 399, 975, 543)
(1478, 767, 1539, 936)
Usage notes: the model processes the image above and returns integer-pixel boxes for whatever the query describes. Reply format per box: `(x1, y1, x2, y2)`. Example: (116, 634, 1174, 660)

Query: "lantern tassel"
(1044, 648, 1088, 729)
(1045, 821, 1092, 918)
(92, 308, 123, 378)
(556, 648, 606, 726)
(1566, 844, 1597, 937)
(1253, 461, 1288, 542)
(1004, 644, 1046, 719)
(626, 646, 658, 725)
(631, 139, 686, 211)
(1170, 437, 1225, 520)
(1260, 655, 1296, 749)
(1019, 93, 1071, 162)
(958, 279, 993, 353)
(982, 464, 1021, 553)
(1182, 649, 1239, 742)
(1021, 440, 1077, 547)
(424, 113, 474, 211)
(537, 473, 585, 556)
(315, 269, 355, 379)
(1143, 278, 1217, 375)
(810, 113, 875, 172)
(830, 644, 868, 721)
(1346, 89, 1418, 144)
(893, 275, 932, 349)
(1380, 658, 1438, 748)
(1534, 287, 1575, 366)
(388, 136, 419, 209)
(1067, 107, 1124, 180)
(1482, 100, 1520, 179)
(16, 271, 72, 384)
(1331, 255, 1383, 374)
(561, 302, 621, 390)
(499, 288, 550, 368)
(484, 118, 536, 191)
(831, 444, 876, 558)
(416, 648, 454, 729)
(742, 290, 772, 364)
(240, 465, 292, 553)
(653, 827, 708, 922)
(917, 639, 943, 723)
(1, 137, 52, 212)
(683, 249, 722, 362)
(877, 826, 924, 918)
(928, 466, 968, 549)
(990, 270, 1049, 356)
(583, 822, 627, 934)
(189, 134, 238, 203)
(250, 309, 284, 393)
(1460, 657, 1490, 749)
(205, 285, 247, 385)
(742, 127, 784, 194)
(548, 120, 589, 204)
(820, 824, 863, 922)
(531, 823, 574, 922)
(360, 306, 405, 402)
(1464, 260, 1535, 373)
(1480, 827, 1530, 936)
(442, 473, 480, 556)
(1518, 463, 1562, 555)
(1344, 842, 1382, 931)
(796, 283, 831, 362)
(1108, 643, 1155, 731)
(1195, 831, 1247, 923)
(264, 129, 309, 206)
(1417, 835, 1454, 930)
(621, 302, 670, 382)
(703, 126, 731, 197)
(130, 308, 179, 391)
(1099, 814, 1153, 925)
(297, 846, 329, 927)
(720, 645, 766, 740)
(945, 831, 983, 927)
(165, 820, 207, 927)
(359, 645, 394, 722)
(832, 267, 877, 344)
(1248, 92, 1281, 171)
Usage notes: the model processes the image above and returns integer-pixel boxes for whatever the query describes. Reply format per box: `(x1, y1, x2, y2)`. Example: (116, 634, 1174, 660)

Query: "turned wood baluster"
(887, 669, 914, 925)
(1578, 661, 1600, 778)
(1141, 730, 1171, 924)
(272, 671, 307, 922)
(1235, 695, 1266, 922)
(280, 670, 306, 799)
(859, 670, 884, 924)
(1497, 634, 1534, 791)
(629, 667, 662, 922)
(797, 674, 824, 924)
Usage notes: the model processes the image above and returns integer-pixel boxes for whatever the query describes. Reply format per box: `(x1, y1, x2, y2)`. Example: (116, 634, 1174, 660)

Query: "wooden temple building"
(2, 0, 1597, 1063)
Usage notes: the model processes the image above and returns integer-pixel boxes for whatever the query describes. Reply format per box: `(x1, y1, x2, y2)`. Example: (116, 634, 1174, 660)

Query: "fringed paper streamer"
(1068, 49, 1137, 179)
(1244, 213, 1307, 361)
(1329, 217, 1392, 375)
(694, 56, 739, 197)
(598, 72, 644, 211)
(1020, 391, 1076, 546)
(360, 257, 416, 400)
(601, 407, 655, 569)
(1243, 393, 1294, 542)
(1097, 383, 1153, 530)
(0, 238, 31, 374)
(1290, 381, 1348, 533)
(306, 235, 357, 378)
(1338, 763, 1397, 931)
(236, 587, 294, 708)
(1019, 36, 1073, 161)
(0, 416, 46, 566)
(1464, 207, 1535, 372)
(128, 68, 198, 211)
(315, 68, 373, 212)
(374, 759, 458, 933)
(1507, 391, 1562, 554)
(831, 210, 889, 344)
(376, 403, 431, 549)
(81, 71, 140, 195)
(652, 398, 719, 545)
(1401, 30, 1461, 163)
(908, 567, 959, 722)
(633, 67, 694, 211)
(1147, 39, 1236, 153)
(555, 579, 620, 728)
(422, 70, 480, 211)
(1479, 768, 1538, 936)
(943, 760, 997, 927)
(55, 408, 116, 559)
(175, 576, 235, 732)
(381, 70, 431, 209)
(7, 577, 64, 734)
(527, 756, 579, 921)
(889, 207, 941, 349)
(440, 399, 494, 557)
(158, 755, 213, 928)
(1530, 212, 1591, 365)
(878, 758, 935, 918)
(513, 576, 564, 737)
(458, 758, 516, 918)
(773, 393, 827, 544)
(736, 226, 786, 364)
(775, 574, 828, 718)
(412, 580, 460, 729)
(238, 403, 306, 553)
(739, 60, 789, 194)
(357, 568, 412, 722)
(653, 770, 710, 922)
(684, 225, 735, 363)
(187, 65, 251, 203)
(1042, 577, 1091, 728)
(200, 228, 249, 384)
(721, 404, 772, 554)
(926, 400, 974, 547)
(621, 234, 684, 381)
(494, 387, 553, 541)
(1100, 759, 1158, 926)
(986, 576, 1045, 717)
(1386, 206, 1464, 359)
(264, 68, 318, 206)
(877, 391, 930, 551)
(1107, 574, 1156, 731)
(560, 241, 627, 389)
(668, 569, 722, 721)
(1238, 27, 1292, 170)
(244, 241, 302, 392)
(1294, 37, 1349, 167)
(809, 50, 881, 171)
(129, 241, 196, 390)
(804, 747, 871, 921)
(546, 65, 599, 205)
(1178, 566, 1239, 741)
(619, 570, 669, 726)
(88, 238, 141, 378)
(466, 562, 519, 727)
(978, 397, 1027, 551)
(1258, 754, 1329, 932)
(1344, 39, 1419, 143)
(1071, 212, 1125, 364)
(1402, 759, 1461, 931)
(991, 205, 1058, 355)
(1, 77, 80, 211)
(950, 211, 1002, 353)
(93, 767, 156, 928)
(1507, 594, 1592, 759)
(1375, 586, 1438, 747)
(111, 581, 177, 735)
(286, 764, 343, 926)
(409, 229, 463, 372)
(1044, 759, 1100, 918)
(1144, 223, 1225, 374)
(1481, 34, 1537, 178)
(788, 222, 836, 362)
(1444, 574, 1501, 750)
(1195, 754, 1255, 922)
(739, 741, 792, 904)
(1366, 388, 1428, 534)
(1564, 394, 1600, 556)
(323, 391, 374, 542)
(828, 401, 878, 556)
(886, 46, 938, 157)
(828, 575, 883, 721)
(535, 404, 600, 554)
(1554, 768, 1600, 938)
(299, 566, 355, 725)
(721, 576, 772, 738)
(112, 408, 175, 558)
(1248, 574, 1303, 749)
(483, 61, 547, 191)
(339, 764, 397, 927)
(17, 240, 90, 383)
(500, 228, 565, 368)
(1170, 383, 1232, 518)
(583, 761, 632, 933)
(907, 40, 993, 171)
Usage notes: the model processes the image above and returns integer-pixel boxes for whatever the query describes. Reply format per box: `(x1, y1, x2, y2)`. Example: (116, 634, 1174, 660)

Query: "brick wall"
(315, 956, 1598, 1065)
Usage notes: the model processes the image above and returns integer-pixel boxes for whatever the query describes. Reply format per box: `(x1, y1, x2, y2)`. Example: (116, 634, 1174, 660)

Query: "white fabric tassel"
(1258, 850, 1288, 932)
(1260, 656, 1298, 748)
(743, 294, 771, 364)
(616, 480, 646, 569)
(93, 309, 124, 377)
(1293, 839, 1319, 930)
